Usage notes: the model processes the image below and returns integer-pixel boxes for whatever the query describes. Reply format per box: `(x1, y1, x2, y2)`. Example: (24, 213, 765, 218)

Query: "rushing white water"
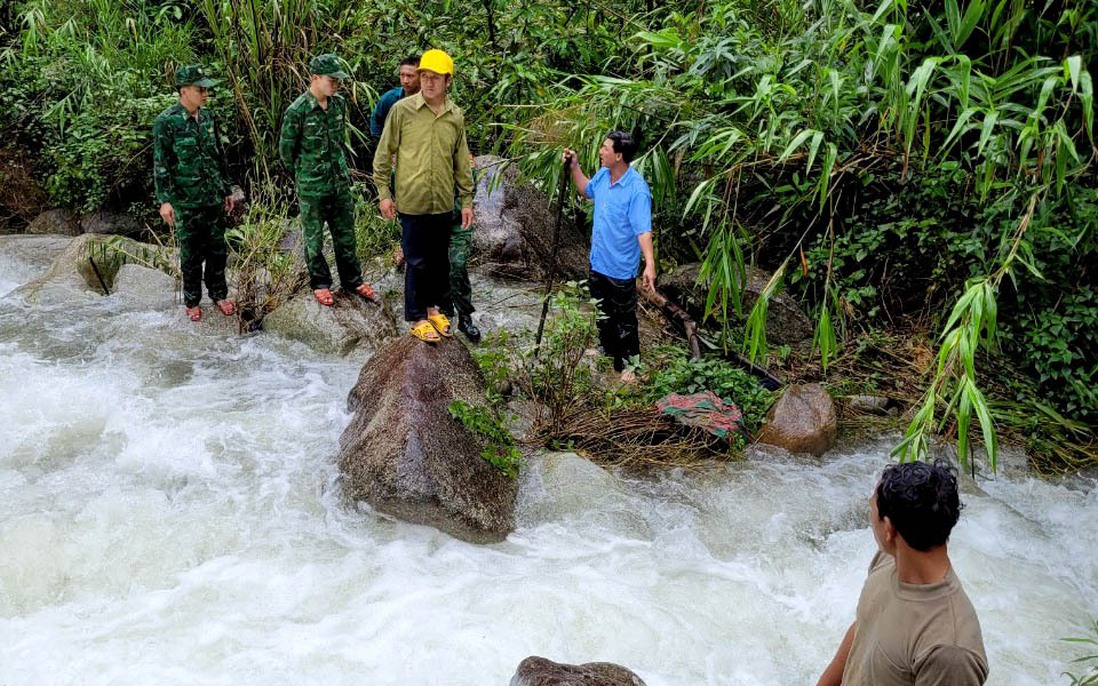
(1, 260, 1095, 686)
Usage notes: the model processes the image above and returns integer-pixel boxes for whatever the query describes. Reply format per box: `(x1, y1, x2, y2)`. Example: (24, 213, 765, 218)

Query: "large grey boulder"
(26, 209, 81, 236)
(11, 234, 173, 305)
(80, 211, 143, 237)
(472, 156, 589, 281)
(338, 335, 519, 543)
(13, 234, 114, 304)
(262, 288, 399, 356)
(112, 263, 179, 309)
(755, 383, 837, 456)
(657, 262, 813, 344)
(510, 657, 648, 686)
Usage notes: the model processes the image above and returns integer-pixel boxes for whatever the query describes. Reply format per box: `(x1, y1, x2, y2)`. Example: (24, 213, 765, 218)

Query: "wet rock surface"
(26, 209, 81, 236)
(338, 334, 518, 543)
(472, 156, 590, 282)
(262, 287, 400, 357)
(510, 656, 648, 686)
(756, 383, 837, 456)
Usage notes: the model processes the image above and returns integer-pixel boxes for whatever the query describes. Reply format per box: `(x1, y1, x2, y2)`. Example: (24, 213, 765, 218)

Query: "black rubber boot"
(458, 313, 481, 343)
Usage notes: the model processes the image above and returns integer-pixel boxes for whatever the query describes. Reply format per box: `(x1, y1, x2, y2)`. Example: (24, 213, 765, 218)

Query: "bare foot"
(619, 369, 637, 384)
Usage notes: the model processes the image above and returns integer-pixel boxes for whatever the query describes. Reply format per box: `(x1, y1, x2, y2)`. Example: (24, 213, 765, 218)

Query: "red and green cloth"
(656, 391, 744, 441)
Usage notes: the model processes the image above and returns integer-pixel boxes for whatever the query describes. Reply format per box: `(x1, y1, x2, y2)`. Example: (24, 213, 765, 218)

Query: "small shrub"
(635, 346, 775, 437)
(447, 400, 522, 477)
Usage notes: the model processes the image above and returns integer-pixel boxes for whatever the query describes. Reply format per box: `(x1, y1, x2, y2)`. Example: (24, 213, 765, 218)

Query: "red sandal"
(354, 283, 379, 302)
(314, 288, 334, 307)
(216, 299, 236, 316)
(185, 306, 202, 322)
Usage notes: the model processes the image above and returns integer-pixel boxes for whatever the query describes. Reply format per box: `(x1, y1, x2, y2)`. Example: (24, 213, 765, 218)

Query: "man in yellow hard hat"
(373, 48, 474, 344)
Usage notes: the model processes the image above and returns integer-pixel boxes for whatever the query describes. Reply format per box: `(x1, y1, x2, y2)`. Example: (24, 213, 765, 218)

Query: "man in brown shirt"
(817, 460, 988, 685)
(373, 48, 474, 344)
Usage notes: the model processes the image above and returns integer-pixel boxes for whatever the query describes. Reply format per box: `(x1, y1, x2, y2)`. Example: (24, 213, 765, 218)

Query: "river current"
(1, 252, 1095, 685)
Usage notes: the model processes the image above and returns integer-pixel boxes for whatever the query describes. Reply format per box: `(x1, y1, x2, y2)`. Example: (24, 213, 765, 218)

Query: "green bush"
(447, 400, 522, 477)
(635, 346, 775, 437)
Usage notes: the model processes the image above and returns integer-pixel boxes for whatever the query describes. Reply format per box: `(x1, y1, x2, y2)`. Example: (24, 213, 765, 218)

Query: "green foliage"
(82, 232, 178, 288)
(503, 0, 1095, 462)
(0, 0, 196, 211)
(520, 282, 601, 432)
(636, 346, 774, 437)
(352, 186, 401, 263)
(1063, 619, 1098, 686)
(1, 0, 1094, 463)
(470, 329, 514, 407)
(226, 187, 309, 329)
(447, 399, 522, 477)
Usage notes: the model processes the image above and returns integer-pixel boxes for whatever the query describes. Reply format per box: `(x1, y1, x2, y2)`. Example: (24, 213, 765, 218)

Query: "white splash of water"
(0, 261, 1095, 686)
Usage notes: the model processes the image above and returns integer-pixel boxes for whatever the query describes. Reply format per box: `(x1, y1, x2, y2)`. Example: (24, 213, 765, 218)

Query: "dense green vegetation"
(0, 0, 1093, 468)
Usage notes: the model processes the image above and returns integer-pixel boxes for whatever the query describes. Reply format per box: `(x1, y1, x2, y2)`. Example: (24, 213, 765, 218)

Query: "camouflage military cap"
(175, 65, 218, 89)
(309, 53, 350, 79)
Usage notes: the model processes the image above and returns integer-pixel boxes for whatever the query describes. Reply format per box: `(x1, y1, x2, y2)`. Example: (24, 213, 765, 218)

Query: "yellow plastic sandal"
(410, 320, 440, 343)
(427, 313, 453, 338)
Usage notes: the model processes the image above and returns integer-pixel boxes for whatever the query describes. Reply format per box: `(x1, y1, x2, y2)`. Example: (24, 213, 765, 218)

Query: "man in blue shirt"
(369, 55, 420, 138)
(563, 131, 656, 381)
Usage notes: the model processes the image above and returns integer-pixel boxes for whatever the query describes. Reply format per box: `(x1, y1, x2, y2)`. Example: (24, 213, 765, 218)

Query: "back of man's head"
(876, 460, 962, 551)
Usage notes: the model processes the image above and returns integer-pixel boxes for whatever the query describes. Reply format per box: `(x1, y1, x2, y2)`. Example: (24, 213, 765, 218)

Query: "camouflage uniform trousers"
(299, 190, 364, 291)
(444, 219, 476, 317)
(176, 204, 229, 308)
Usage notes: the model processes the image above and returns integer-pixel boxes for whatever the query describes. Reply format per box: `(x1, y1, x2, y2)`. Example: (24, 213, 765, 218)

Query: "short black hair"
(876, 460, 963, 552)
(400, 55, 421, 67)
(607, 130, 638, 163)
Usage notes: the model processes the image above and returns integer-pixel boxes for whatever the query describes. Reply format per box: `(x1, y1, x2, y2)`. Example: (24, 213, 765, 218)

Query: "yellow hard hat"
(418, 49, 454, 77)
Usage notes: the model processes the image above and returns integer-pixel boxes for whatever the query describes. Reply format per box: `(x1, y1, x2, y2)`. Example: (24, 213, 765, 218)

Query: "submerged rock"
(510, 656, 647, 686)
(338, 335, 518, 543)
(755, 383, 837, 456)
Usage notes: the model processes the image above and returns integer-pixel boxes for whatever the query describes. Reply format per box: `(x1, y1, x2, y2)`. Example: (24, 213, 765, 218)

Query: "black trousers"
(399, 212, 451, 322)
(589, 270, 639, 372)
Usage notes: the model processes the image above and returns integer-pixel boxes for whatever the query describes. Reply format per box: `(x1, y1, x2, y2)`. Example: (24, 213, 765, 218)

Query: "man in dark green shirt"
(153, 65, 236, 322)
(374, 49, 474, 343)
(279, 53, 376, 307)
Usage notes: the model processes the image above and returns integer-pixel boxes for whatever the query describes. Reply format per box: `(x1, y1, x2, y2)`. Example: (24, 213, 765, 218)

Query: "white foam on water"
(0, 297, 1095, 685)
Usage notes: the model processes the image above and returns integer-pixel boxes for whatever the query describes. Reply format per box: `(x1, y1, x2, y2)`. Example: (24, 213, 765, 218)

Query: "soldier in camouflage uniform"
(440, 153, 481, 342)
(153, 64, 236, 322)
(279, 53, 376, 307)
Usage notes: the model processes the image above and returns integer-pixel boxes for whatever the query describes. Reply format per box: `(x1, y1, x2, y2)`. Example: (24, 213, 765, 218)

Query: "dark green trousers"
(176, 204, 229, 308)
(299, 191, 363, 291)
(445, 222, 475, 316)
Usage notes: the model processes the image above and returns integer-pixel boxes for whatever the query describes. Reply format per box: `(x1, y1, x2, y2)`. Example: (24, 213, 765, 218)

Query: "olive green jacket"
(153, 103, 232, 208)
(279, 90, 352, 198)
(373, 92, 474, 215)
